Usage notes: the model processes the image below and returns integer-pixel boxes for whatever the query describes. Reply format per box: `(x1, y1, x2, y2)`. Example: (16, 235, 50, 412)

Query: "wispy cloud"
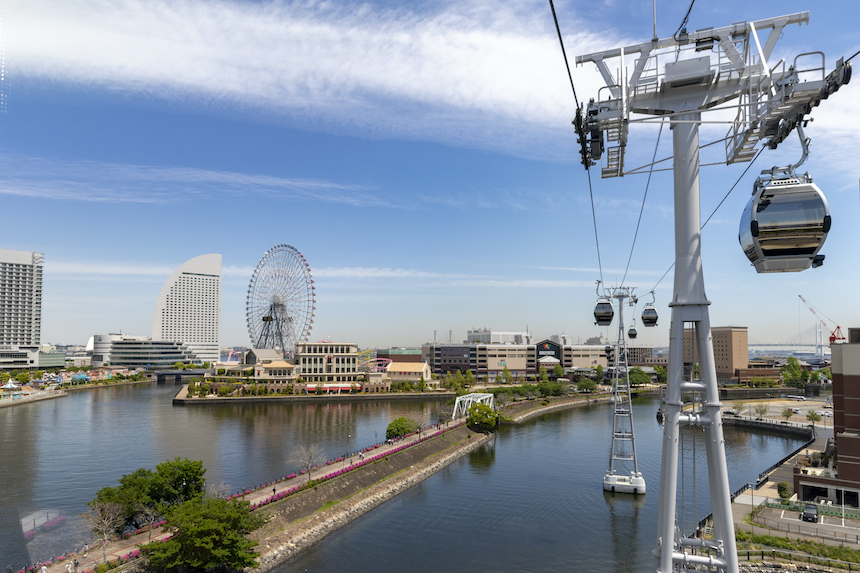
(0, 153, 387, 206)
(6, 0, 623, 160)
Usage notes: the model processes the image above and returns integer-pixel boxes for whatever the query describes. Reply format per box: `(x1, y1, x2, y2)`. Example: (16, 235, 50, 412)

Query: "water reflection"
(605, 492, 646, 573)
(467, 441, 496, 472)
(0, 383, 444, 565)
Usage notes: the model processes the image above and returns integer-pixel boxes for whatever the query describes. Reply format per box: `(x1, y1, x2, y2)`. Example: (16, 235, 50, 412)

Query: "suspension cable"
(650, 147, 765, 293)
(621, 121, 665, 287)
(547, 0, 579, 108)
(586, 168, 605, 285)
(547, 0, 604, 285)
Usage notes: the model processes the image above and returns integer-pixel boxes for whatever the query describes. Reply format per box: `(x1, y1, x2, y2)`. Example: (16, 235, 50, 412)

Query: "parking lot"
(749, 504, 860, 545)
(722, 397, 833, 426)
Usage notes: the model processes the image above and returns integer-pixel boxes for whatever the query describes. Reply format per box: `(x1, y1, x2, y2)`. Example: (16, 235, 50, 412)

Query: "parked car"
(819, 411, 833, 418)
(824, 403, 833, 409)
(801, 503, 818, 523)
(724, 409, 737, 416)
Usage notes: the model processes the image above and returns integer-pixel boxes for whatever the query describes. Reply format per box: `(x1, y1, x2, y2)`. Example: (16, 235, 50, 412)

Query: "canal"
(0, 383, 805, 571)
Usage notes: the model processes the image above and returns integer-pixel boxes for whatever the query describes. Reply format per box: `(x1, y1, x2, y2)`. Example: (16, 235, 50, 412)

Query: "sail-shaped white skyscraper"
(152, 254, 221, 364)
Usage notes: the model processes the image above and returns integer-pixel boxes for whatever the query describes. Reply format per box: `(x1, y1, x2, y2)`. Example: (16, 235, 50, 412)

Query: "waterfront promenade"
(27, 421, 464, 573)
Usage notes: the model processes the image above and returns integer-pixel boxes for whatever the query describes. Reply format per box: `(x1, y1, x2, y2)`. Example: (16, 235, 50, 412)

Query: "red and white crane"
(798, 295, 845, 355)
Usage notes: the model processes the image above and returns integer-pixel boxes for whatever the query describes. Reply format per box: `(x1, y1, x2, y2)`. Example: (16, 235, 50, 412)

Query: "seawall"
(173, 387, 456, 406)
(253, 425, 491, 570)
(502, 394, 612, 424)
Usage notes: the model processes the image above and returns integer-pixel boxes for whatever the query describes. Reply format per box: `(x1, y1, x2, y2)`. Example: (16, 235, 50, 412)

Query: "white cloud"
(5, 0, 623, 159)
(46, 262, 174, 276)
(0, 153, 387, 206)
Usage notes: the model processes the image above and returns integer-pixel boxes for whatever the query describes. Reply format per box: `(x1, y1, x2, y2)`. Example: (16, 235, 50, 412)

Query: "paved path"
(37, 421, 463, 573)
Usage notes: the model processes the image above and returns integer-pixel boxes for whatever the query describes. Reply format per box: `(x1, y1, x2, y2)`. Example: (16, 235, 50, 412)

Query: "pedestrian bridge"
(452, 393, 495, 419)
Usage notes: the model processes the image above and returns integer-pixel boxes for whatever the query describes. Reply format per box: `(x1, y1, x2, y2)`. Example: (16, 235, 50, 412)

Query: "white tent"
(2, 381, 20, 390)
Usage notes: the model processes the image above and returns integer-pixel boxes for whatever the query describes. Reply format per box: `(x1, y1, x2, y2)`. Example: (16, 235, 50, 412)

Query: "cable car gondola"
(738, 123, 831, 273)
(641, 305, 658, 326)
(594, 298, 613, 326)
(628, 326, 638, 339)
(739, 173, 830, 273)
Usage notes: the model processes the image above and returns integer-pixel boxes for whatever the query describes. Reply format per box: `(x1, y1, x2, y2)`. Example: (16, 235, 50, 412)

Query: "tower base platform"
(603, 472, 646, 495)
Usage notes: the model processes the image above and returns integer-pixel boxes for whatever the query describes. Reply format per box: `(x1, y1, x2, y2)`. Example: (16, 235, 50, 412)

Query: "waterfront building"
(793, 329, 860, 506)
(422, 340, 608, 382)
(0, 248, 43, 345)
(152, 254, 221, 365)
(90, 334, 198, 368)
(293, 342, 360, 386)
(386, 361, 434, 386)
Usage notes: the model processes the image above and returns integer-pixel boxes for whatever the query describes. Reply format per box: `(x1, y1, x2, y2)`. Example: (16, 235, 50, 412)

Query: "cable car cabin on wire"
(594, 298, 613, 326)
(739, 173, 831, 273)
(641, 305, 658, 326)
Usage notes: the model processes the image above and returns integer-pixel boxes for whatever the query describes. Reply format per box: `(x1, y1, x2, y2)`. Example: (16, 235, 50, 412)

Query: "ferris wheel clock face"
(246, 244, 316, 357)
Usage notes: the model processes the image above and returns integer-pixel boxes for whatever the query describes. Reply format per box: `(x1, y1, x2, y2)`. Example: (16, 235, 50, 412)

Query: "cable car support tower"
(602, 285, 646, 495)
(575, 11, 851, 573)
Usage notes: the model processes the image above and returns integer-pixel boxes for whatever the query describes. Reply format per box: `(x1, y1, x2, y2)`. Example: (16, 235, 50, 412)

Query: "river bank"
(0, 389, 67, 408)
(501, 393, 612, 423)
(172, 385, 456, 405)
(62, 378, 153, 392)
(253, 424, 491, 570)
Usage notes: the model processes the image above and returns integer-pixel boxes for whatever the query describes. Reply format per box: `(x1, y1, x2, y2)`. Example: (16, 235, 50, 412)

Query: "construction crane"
(798, 295, 845, 351)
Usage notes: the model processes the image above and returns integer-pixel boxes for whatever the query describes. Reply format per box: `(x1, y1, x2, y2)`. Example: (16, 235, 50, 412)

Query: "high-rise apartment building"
(0, 249, 43, 345)
(152, 254, 221, 364)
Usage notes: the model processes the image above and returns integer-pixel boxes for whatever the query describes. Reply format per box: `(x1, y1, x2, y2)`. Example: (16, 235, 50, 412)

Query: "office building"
(0, 249, 43, 345)
(684, 326, 748, 379)
(152, 254, 221, 364)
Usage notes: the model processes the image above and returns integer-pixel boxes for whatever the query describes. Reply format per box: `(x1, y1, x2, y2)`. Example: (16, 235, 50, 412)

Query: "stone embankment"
(253, 425, 491, 570)
(501, 394, 612, 424)
(0, 390, 66, 408)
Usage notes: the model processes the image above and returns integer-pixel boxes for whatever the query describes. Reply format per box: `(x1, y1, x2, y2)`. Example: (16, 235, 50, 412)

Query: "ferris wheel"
(246, 244, 315, 358)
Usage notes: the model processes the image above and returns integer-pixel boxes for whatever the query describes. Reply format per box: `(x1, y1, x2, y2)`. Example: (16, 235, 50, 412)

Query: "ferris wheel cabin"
(739, 175, 831, 273)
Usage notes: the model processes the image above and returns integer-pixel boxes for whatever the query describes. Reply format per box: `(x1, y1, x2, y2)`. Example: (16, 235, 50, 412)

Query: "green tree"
(464, 370, 475, 387)
(33, 370, 44, 379)
(15, 372, 30, 384)
(152, 458, 206, 506)
(418, 376, 426, 392)
(777, 481, 791, 499)
(144, 495, 264, 571)
(629, 367, 650, 386)
(466, 402, 498, 432)
(538, 365, 549, 383)
(754, 403, 769, 419)
(654, 366, 667, 384)
(92, 467, 156, 530)
(386, 416, 419, 439)
(202, 362, 210, 369)
(818, 367, 831, 381)
(595, 365, 604, 381)
(782, 356, 805, 389)
(552, 364, 565, 380)
(0, 371, 9, 383)
(173, 362, 185, 370)
(807, 411, 822, 424)
(500, 366, 513, 384)
(578, 378, 597, 393)
(781, 407, 795, 421)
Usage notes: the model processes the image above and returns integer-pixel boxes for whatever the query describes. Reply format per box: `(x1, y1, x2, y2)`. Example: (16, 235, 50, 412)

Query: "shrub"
(777, 481, 791, 499)
(386, 417, 419, 439)
(466, 403, 499, 432)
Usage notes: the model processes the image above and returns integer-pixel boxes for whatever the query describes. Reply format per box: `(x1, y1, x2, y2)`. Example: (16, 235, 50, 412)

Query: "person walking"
(272, 487, 276, 498)
(40, 565, 47, 573)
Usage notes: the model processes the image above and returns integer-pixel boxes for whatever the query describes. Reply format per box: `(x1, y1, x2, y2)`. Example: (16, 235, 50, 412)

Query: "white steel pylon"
(603, 286, 645, 495)
(575, 11, 851, 573)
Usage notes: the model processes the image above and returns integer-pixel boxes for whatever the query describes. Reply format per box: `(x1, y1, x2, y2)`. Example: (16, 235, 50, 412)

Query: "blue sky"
(2, 0, 858, 349)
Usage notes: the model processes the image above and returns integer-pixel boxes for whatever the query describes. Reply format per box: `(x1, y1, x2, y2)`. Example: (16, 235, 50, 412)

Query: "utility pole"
(576, 11, 851, 573)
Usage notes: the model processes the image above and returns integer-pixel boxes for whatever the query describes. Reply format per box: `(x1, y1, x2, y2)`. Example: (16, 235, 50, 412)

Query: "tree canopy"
(386, 416, 419, 439)
(91, 458, 206, 530)
(144, 495, 264, 572)
(629, 368, 650, 386)
(466, 402, 498, 432)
